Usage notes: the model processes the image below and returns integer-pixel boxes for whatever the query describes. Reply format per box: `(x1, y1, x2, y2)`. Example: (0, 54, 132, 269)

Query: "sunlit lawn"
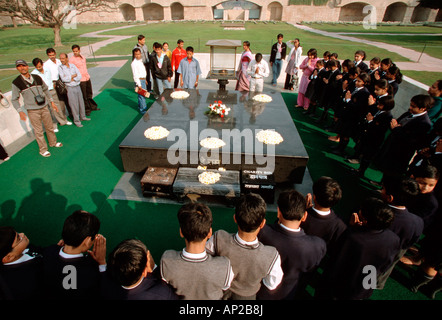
(94, 21, 411, 63)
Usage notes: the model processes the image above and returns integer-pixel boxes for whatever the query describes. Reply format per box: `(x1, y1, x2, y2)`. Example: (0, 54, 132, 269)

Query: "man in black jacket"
(150, 42, 173, 95)
(269, 34, 287, 86)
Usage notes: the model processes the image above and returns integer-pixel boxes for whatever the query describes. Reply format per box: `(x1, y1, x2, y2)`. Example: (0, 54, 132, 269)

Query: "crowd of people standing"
(1, 32, 442, 302)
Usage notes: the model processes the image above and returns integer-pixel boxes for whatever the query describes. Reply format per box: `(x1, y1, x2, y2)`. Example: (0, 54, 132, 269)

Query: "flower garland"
(205, 100, 231, 118)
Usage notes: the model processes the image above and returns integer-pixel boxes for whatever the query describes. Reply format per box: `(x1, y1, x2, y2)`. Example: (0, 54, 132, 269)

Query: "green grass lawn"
(0, 23, 129, 66)
(402, 71, 442, 87)
(94, 21, 411, 62)
(347, 34, 442, 60)
(0, 63, 97, 93)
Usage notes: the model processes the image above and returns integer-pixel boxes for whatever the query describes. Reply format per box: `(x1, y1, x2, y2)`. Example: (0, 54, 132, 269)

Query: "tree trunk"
(11, 17, 17, 28)
(53, 24, 62, 47)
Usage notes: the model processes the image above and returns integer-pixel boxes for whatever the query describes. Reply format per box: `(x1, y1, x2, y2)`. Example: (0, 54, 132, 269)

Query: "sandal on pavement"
(54, 142, 63, 148)
(40, 151, 51, 157)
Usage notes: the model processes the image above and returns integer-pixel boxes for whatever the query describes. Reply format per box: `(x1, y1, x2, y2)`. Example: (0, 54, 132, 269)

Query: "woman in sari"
(297, 48, 318, 110)
(284, 38, 302, 91)
(235, 41, 253, 92)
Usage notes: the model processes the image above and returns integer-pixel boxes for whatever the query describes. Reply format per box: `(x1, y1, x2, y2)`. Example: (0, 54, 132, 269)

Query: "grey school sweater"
(208, 230, 280, 297)
(160, 249, 232, 300)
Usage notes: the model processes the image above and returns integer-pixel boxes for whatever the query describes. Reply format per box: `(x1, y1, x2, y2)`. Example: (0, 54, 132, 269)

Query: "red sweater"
(171, 48, 187, 71)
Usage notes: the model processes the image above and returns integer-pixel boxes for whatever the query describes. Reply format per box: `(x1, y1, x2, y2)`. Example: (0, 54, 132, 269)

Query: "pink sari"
(236, 50, 253, 91)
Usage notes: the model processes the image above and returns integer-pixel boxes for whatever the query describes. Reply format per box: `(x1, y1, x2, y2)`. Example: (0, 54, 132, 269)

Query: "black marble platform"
(119, 88, 308, 184)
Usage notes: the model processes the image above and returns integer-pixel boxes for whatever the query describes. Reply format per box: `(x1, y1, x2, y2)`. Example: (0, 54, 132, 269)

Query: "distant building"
(1, 1, 441, 25)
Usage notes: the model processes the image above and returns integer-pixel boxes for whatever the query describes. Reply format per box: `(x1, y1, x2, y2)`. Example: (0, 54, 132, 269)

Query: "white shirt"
(44, 58, 62, 81)
(247, 59, 270, 79)
(59, 247, 107, 272)
(312, 207, 331, 216)
(3, 248, 35, 265)
(131, 58, 147, 87)
(31, 68, 53, 90)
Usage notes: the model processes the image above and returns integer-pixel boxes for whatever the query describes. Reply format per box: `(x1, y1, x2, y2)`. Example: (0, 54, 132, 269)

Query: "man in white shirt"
(44, 48, 71, 118)
(32, 58, 71, 131)
(247, 53, 270, 93)
(131, 47, 149, 115)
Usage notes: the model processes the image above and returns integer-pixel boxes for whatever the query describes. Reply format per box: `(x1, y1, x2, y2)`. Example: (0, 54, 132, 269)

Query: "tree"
(0, 0, 117, 47)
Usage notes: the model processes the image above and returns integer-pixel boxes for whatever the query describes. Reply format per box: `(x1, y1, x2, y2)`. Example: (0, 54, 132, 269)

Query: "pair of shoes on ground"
(75, 118, 91, 128)
(40, 142, 63, 157)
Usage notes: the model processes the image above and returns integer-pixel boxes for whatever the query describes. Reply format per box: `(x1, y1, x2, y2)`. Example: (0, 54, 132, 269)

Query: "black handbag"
(55, 78, 67, 95)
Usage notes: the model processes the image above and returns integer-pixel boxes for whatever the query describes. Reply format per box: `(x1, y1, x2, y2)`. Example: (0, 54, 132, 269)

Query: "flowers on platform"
(252, 94, 272, 103)
(198, 171, 221, 185)
(256, 129, 283, 145)
(170, 90, 190, 99)
(144, 126, 170, 140)
(200, 137, 226, 149)
(205, 100, 231, 118)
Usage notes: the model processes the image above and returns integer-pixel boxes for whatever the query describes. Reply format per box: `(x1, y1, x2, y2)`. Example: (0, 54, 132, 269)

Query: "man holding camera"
(58, 53, 90, 128)
(11, 59, 63, 158)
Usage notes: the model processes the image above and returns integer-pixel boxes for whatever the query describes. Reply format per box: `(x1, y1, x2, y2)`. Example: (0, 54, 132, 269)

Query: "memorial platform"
(119, 89, 309, 188)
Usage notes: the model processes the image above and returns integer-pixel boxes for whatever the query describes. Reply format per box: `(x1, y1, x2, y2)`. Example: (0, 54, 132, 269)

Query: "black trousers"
(80, 80, 98, 115)
(144, 64, 152, 92)
(174, 70, 180, 88)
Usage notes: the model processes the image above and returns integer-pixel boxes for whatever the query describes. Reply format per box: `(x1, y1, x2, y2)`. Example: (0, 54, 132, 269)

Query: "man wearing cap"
(58, 53, 90, 128)
(11, 59, 63, 157)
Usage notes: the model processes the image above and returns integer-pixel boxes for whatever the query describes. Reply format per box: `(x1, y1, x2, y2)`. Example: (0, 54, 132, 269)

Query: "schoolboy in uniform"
(318, 197, 400, 300)
(257, 190, 326, 300)
(376, 176, 424, 289)
(102, 239, 178, 300)
(349, 95, 395, 178)
(42, 210, 107, 300)
(0, 226, 44, 299)
(207, 193, 283, 300)
(160, 203, 234, 300)
(301, 176, 346, 255)
(375, 94, 433, 180)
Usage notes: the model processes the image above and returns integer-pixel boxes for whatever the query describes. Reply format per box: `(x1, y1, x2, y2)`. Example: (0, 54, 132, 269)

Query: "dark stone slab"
(173, 167, 241, 199)
(119, 88, 308, 184)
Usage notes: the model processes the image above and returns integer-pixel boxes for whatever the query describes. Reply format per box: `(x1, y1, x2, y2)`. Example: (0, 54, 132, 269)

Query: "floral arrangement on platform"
(198, 171, 221, 185)
(144, 126, 170, 140)
(170, 91, 190, 99)
(252, 94, 272, 103)
(256, 129, 283, 145)
(205, 100, 231, 118)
